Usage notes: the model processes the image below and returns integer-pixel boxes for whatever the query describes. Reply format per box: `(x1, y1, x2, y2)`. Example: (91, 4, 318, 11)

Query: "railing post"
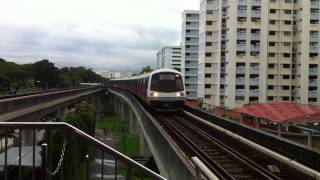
(127, 165, 133, 180)
(4, 130, 8, 180)
(115, 158, 118, 180)
(18, 129, 22, 180)
(42, 143, 48, 180)
(86, 153, 90, 180)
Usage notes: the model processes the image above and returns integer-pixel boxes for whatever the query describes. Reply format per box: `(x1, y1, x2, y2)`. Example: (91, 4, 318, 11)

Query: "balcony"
(311, 1, 320, 7)
(238, 10, 247, 17)
(186, 47, 198, 52)
(250, 67, 259, 74)
(237, 32, 246, 40)
(238, 0, 247, 6)
(250, 78, 259, 85)
(220, 88, 226, 95)
(310, 34, 319, 42)
(309, 90, 318, 98)
(251, 10, 261, 18)
(252, 0, 261, 6)
(237, 44, 246, 51)
(236, 89, 245, 96)
(249, 89, 259, 97)
(310, 46, 319, 53)
(309, 79, 318, 87)
(186, 24, 200, 29)
(236, 77, 245, 85)
(236, 66, 246, 74)
(309, 68, 318, 76)
(186, 16, 199, 22)
(186, 32, 199, 37)
(251, 33, 260, 40)
(311, 12, 319, 20)
(251, 45, 260, 52)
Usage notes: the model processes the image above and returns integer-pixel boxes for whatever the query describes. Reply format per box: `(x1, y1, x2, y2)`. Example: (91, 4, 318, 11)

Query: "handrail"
(191, 156, 219, 180)
(0, 122, 166, 180)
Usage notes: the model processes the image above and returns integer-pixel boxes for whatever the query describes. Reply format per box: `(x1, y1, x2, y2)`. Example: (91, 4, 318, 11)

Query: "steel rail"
(183, 110, 320, 179)
(160, 113, 278, 180)
(173, 114, 280, 179)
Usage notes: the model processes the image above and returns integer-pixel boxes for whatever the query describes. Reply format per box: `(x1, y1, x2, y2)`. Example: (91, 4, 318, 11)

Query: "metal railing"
(0, 122, 165, 180)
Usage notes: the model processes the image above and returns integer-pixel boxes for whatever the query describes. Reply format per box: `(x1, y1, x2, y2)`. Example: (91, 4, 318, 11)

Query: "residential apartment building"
(157, 46, 182, 71)
(181, 10, 200, 99)
(198, 0, 320, 109)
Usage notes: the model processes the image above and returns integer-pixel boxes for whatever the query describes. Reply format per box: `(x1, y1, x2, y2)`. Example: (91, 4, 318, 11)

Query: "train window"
(150, 72, 184, 92)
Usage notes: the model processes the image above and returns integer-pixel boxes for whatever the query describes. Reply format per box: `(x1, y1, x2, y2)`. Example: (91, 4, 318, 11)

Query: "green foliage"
(65, 103, 96, 135)
(51, 103, 96, 179)
(117, 135, 140, 156)
(138, 66, 153, 75)
(96, 114, 124, 135)
(0, 60, 32, 94)
(0, 58, 107, 94)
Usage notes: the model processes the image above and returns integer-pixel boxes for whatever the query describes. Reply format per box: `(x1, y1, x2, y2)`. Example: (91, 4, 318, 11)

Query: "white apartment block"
(198, 0, 320, 109)
(181, 10, 200, 99)
(157, 46, 182, 71)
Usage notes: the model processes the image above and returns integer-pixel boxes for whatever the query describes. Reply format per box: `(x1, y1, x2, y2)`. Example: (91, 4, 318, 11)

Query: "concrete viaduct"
(0, 87, 106, 146)
(109, 89, 196, 180)
(0, 87, 198, 179)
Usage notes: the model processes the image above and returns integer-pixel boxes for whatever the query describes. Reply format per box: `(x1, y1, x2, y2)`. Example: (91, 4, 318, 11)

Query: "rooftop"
(234, 102, 320, 123)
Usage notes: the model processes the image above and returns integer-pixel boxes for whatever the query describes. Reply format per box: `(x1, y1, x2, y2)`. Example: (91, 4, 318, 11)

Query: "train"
(110, 68, 186, 111)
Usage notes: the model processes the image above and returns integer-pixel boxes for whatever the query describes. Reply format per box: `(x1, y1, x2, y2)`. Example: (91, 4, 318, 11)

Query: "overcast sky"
(0, 0, 199, 72)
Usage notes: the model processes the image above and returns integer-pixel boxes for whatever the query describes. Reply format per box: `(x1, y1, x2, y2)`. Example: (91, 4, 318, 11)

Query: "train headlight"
(176, 92, 184, 97)
(151, 92, 159, 97)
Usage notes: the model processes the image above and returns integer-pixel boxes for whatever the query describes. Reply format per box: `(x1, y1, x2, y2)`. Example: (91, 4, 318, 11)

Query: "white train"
(110, 68, 186, 111)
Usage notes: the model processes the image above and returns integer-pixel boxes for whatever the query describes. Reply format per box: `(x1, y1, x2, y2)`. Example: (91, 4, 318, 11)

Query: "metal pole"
(308, 131, 312, 148)
(19, 129, 22, 180)
(277, 123, 282, 137)
(42, 143, 48, 180)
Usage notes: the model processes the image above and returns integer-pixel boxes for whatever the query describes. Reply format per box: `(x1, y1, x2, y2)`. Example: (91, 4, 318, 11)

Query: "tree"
(139, 66, 153, 74)
(32, 59, 60, 89)
(0, 60, 32, 94)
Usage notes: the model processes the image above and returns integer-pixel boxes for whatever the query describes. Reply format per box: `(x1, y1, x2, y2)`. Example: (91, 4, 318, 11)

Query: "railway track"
(152, 110, 314, 180)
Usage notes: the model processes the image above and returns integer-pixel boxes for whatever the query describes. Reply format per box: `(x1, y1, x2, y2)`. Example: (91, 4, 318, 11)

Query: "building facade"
(181, 10, 200, 99)
(198, 0, 320, 109)
(157, 46, 182, 71)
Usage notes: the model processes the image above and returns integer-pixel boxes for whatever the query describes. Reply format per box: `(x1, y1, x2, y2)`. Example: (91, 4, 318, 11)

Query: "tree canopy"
(0, 58, 107, 94)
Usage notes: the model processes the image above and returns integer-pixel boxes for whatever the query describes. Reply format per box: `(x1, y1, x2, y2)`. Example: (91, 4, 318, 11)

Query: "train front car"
(147, 69, 186, 111)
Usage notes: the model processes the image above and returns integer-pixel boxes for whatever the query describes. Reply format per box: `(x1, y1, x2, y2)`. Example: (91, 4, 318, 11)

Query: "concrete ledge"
(0, 89, 104, 122)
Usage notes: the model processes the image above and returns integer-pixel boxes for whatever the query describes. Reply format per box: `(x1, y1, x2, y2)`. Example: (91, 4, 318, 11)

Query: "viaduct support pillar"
(129, 109, 140, 134)
(140, 133, 152, 158)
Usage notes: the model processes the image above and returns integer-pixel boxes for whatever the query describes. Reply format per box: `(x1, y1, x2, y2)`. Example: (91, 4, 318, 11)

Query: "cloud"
(0, 23, 179, 72)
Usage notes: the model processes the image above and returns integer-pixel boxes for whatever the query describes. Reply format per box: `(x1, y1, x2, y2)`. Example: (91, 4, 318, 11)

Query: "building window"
(268, 64, 275, 68)
(268, 75, 274, 79)
(205, 84, 211, 88)
(205, 53, 212, 57)
(268, 96, 274, 101)
(206, 21, 213, 25)
(205, 74, 211, 78)
(205, 63, 212, 67)
(205, 95, 211, 99)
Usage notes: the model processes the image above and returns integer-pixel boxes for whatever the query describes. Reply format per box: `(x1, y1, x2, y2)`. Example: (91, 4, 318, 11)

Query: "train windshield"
(150, 72, 184, 92)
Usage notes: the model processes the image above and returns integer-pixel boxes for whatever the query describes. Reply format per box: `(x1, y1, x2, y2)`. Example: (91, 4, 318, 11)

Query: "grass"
(96, 113, 152, 179)
(117, 134, 140, 156)
(96, 114, 128, 135)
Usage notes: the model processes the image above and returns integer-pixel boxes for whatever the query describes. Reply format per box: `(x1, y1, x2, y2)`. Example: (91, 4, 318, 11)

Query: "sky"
(0, 0, 199, 72)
